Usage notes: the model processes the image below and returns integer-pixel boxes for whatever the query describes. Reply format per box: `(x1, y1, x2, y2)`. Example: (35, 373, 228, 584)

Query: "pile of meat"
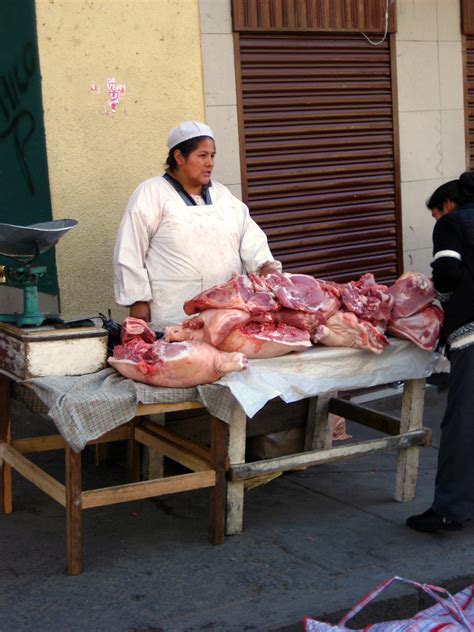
(109, 271, 444, 387)
(168, 270, 443, 356)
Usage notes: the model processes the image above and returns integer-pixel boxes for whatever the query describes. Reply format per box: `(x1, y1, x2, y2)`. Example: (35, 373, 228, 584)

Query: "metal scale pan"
(0, 219, 78, 263)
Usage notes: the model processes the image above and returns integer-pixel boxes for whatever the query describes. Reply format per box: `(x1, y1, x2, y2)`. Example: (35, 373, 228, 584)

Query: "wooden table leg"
(94, 443, 110, 467)
(226, 402, 246, 535)
(0, 374, 12, 514)
(209, 416, 228, 545)
(394, 378, 426, 502)
(304, 391, 336, 451)
(65, 446, 82, 575)
(127, 418, 141, 483)
(143, 413, 166, 480)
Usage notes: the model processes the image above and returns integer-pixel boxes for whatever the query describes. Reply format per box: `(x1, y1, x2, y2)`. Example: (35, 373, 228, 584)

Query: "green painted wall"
(0, 0, 57, 294)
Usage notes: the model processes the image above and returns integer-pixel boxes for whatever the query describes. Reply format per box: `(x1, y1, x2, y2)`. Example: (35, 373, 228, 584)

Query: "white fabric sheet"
(15, 339, 440, 451)
(216, 339, 440, 418)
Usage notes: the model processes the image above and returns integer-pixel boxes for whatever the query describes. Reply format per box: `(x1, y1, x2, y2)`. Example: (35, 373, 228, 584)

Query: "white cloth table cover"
(14, 339, 439, 452)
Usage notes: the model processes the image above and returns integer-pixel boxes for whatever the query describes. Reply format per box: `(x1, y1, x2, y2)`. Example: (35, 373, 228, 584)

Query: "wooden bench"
(0, 375, 228, 575)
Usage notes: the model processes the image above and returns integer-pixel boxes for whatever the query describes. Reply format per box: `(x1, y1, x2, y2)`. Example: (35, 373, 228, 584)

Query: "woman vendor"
(114, 121, 281, 328)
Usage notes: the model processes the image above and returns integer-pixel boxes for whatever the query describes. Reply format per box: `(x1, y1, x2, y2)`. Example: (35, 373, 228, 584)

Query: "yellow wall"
(35, 0, 205, 319)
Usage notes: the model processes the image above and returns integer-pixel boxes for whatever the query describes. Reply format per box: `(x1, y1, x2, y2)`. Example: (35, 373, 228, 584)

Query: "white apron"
(146, 196, 245, 328)
(114, 176, 278, 330)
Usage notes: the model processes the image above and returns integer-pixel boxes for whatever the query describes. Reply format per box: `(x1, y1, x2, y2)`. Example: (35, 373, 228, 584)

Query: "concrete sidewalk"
(1, 384, 473, 631)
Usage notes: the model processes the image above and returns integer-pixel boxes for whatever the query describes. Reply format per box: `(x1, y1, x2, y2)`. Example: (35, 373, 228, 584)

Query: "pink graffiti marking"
(106, 77, 126, 112)
(89, 78, 126, 113)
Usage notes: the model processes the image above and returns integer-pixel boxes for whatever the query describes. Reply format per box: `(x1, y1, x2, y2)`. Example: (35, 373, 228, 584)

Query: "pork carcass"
(164, 308, 253, 347)
(340, 273, 394, 326)
(263, 271, 341, 317)
(387, 305, 444, 351)
(183, 274, 279, 316)
(218, 322, 312, 359)
(315, 311, 389, 354)
(110, 339, 247, 387)
(109, 317, 247, 387)
(388, 272, 435, 319)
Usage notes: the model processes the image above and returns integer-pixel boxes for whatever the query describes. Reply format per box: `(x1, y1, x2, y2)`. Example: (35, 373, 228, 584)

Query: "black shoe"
(406, 508, 464, 533)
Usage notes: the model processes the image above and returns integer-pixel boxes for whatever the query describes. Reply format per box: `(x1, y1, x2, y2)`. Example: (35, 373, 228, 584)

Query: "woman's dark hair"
(166, 135, 214, 172)
(426, 171, 474, 210)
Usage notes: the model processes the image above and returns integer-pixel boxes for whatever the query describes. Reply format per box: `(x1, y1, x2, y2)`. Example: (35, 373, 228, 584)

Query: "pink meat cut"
(183, 275, 279, 316)
(388, 272, 435, 319)
(164, 308, 253, 347)
(263, 271, 341, 316)
(218, 322, 312, 359)
(387, 305, 444, 351)
(109, 317, 247, 387)
(340, 273, 394, 326)
(121, 316, 156, 343)
(315, 311, 389, 354)
(275, 308, 329, 333)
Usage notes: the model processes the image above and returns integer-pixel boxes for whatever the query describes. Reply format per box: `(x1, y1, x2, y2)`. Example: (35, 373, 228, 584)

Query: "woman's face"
(174, 138, 216, 190)
(431, 207, 445, 222)
(431, 199, 456, 222)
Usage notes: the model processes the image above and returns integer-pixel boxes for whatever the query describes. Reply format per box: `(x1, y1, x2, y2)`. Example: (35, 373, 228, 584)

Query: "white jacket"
(114, 175, 280, 328)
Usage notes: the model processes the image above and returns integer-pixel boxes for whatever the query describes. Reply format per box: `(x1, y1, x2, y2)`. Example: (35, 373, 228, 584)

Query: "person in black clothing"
(407, 171, 474, 532)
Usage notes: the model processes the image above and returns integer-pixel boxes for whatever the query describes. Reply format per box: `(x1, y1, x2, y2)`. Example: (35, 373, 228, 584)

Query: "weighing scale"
(0, 219, 77, 327)
(0, 220, 108, 379)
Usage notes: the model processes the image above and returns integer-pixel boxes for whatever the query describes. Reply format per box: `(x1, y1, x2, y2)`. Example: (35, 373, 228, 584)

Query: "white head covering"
(167, 121, 214, 151)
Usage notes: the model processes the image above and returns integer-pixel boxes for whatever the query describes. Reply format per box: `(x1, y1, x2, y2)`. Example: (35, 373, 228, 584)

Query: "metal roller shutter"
(462, 0, 474, 35)
(231, 0, 397, 33)
(236, 32, 402, 284)
(465, 35, 474, 168)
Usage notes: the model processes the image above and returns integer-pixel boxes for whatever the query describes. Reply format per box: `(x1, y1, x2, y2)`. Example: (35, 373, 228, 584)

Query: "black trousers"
(432, 344, 474, 522)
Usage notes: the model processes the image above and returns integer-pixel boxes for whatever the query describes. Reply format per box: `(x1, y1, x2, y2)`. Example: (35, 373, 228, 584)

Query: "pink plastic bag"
(304, 576, 474, 631)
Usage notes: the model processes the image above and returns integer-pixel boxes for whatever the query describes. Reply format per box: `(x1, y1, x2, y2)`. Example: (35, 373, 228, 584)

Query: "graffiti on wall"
(0, 41, 37, 194)
(90, 78, 126, 115)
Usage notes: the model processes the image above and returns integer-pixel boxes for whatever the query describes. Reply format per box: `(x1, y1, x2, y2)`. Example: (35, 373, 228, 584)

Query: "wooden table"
(225, 378, 430, 534)
(0, 374, 228, 575)
(0, 355, 432, 571)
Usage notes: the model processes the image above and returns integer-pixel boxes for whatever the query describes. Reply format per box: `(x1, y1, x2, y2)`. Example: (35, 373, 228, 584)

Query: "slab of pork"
(315, 311, 389, 354)
(218, 322, 312, 359)
(387, 305, 444, 351)
(262, 271, 341, 316)
(340, 273, 394, 326)
(109, 339, 248, 387)
(164, 308, 253, 346)
(388, 272, 435, 319)
(121, 316, 157, 343)
(275, 308, 329, 333)
(183, 274, 279, 316)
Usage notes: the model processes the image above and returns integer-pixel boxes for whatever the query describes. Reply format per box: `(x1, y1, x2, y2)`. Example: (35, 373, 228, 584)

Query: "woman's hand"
(129, 301, 151, 322)
(259, 261, 282, 276)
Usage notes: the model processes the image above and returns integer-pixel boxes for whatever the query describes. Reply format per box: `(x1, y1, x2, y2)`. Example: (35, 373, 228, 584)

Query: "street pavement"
(1, 382, 473, 631)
